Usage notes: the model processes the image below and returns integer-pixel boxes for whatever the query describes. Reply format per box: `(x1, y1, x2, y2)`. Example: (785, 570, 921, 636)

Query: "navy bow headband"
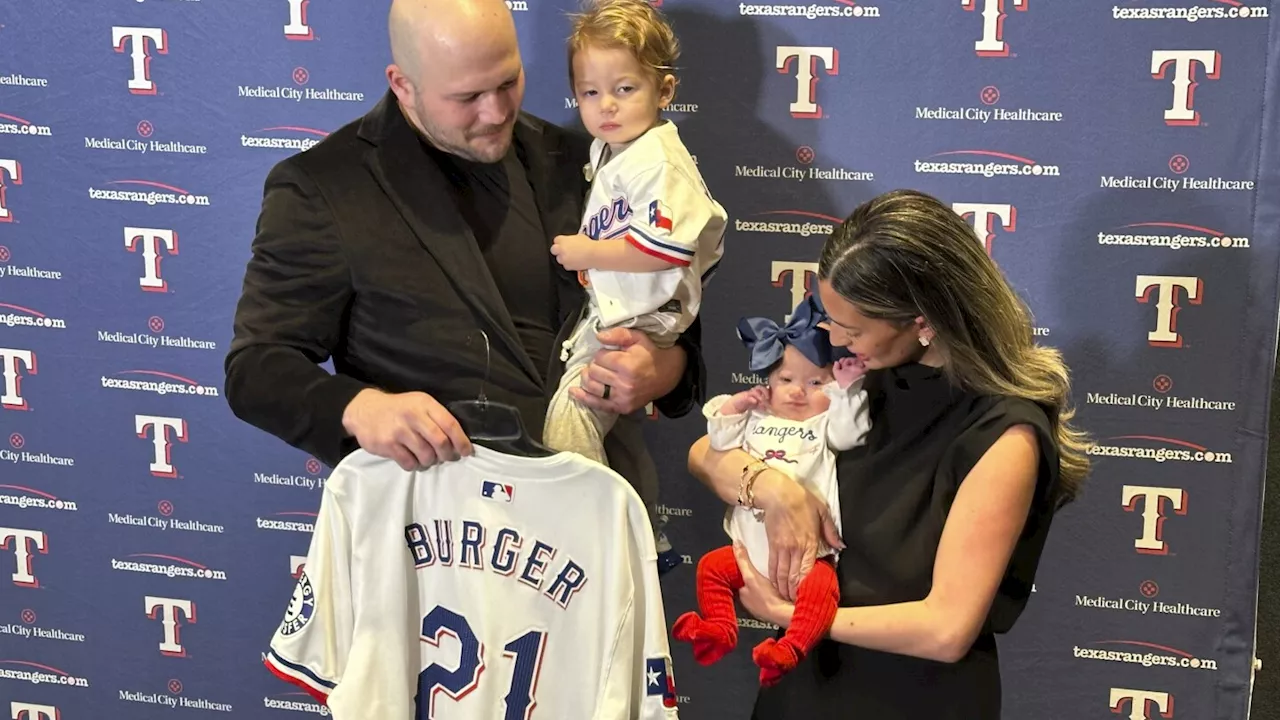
(736, 294, 851, 372)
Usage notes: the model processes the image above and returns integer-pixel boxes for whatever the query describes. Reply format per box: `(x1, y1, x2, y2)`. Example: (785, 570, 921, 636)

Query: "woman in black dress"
(687, 189, 1092, 718)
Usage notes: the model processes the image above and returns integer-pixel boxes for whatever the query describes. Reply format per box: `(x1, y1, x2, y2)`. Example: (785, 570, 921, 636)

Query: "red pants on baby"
(671, 546, 838, 687)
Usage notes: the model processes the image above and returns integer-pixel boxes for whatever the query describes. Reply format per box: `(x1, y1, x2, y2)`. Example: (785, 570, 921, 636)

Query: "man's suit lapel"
(515, 120, 579, 255)
(361, 93, 543, 386)
(513, 118, 592, 372)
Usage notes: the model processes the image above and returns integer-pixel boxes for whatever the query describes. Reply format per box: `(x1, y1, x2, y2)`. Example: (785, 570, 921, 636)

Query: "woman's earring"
(919, 336, 930, 347)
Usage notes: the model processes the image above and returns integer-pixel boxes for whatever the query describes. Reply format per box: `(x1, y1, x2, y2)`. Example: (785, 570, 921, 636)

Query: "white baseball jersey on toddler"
(264, 445, 681, 719)
(576, 119, 725, 342)
(704, 380, 871, 577)
(544, 119, 726, 466)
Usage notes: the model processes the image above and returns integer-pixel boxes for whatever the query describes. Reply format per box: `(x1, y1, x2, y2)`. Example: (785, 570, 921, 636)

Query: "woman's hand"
(754, 470, 844, 601)
(733, 542, 795, 628)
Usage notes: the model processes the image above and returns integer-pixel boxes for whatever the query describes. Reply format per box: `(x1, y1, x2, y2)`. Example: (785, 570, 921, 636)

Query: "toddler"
(672, 295, 870, 686)
(544, 0, 727, 466)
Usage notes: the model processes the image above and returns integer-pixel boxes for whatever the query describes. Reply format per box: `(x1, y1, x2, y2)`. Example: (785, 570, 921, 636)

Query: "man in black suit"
(224, 0, 702, 506)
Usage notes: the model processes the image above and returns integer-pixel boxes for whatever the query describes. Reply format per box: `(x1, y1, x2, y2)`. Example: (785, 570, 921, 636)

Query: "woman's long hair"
(818, 189, 1090, 505)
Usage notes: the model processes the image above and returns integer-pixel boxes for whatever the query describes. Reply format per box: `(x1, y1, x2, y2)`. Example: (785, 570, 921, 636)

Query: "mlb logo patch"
(645, 656, 677, 708)
(648, 200, 673, 231)
(481, 480, 514, 503)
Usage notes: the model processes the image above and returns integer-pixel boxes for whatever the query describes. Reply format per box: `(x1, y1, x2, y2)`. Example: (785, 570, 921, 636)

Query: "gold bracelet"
(737, 460, 763, 505)
(738, 460, 769, 509)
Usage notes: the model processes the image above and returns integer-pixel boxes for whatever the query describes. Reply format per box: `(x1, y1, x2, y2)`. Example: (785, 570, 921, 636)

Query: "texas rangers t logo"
(0, 159, 21, 223)
(111, 27, 168, 94)
(1122, 485, 1186, 555)
(1110, 687, 1174, 719)
(125, 227, 178, 292)
(10, 702, 59, 720)
(135, 414, 188, 477)
(776, 46, 838, 118)
(962, 0, 1026, 57)
(952, 202, 1015, 255)
(1135, 275, 1201, 347)
(0, 348, 36, 411)
(1150, 50, 1220, 126)
(146, 595, 196, 656)
(1, 527, 46, 588)
(285, 0, 314, 39)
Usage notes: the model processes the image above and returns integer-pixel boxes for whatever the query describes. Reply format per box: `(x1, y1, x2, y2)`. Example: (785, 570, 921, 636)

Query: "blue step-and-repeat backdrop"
(1, 1, 1278, 718)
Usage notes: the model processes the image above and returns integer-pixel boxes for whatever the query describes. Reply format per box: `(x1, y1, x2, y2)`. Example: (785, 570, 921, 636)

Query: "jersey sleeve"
(623, 163, 716, 268)
(597, 494, 681, 719)
(632, 517, 682, 719)
(263, 487, 354, 704)
(823, 378, 872, 451)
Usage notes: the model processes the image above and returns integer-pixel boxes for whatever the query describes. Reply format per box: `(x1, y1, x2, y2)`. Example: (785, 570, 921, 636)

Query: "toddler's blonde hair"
(567, 0, 680, 93)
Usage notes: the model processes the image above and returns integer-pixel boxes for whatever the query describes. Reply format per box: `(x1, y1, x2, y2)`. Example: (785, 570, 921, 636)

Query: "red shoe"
(752, 638, 801, 687)
(672, 612, 737, 665)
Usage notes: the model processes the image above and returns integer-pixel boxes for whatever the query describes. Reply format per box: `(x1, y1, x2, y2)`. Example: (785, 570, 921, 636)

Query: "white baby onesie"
(704, 379, 871, 576)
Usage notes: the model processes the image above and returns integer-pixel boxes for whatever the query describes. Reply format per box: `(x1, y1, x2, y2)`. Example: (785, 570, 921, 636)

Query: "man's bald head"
(385, 0, 525, 163)
(388, 0, 517, 85)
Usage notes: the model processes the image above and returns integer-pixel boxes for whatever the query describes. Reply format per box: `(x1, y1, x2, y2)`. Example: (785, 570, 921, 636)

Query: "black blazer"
(224, 90, 704, 468)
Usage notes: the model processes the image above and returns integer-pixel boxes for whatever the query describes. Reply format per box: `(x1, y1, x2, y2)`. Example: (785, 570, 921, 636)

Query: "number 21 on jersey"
(417, 605, 547, 720)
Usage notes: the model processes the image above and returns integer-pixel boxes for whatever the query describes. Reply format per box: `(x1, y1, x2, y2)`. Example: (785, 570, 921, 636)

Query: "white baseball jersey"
(580, 120, 726, 340)
(265, 446, 681, 719)
(705, 381, 871, 576)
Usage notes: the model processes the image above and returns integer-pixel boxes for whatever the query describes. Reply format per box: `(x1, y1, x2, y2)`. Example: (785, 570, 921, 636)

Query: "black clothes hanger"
(446, 329, 557, 458)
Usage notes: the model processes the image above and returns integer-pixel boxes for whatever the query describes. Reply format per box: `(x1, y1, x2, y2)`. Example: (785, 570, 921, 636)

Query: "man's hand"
(550, 233, 597, 271)
(722, 386, 770, 416)
(832, 355, 867, 389)
(341, 389, 473, 471)
(570, 328, 685, 415)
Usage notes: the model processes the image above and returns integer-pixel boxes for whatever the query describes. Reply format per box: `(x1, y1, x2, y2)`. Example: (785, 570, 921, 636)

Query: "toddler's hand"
(722, 385, 770, 415)
(833, 356, 867, 389)
(551, 233, 596, 271)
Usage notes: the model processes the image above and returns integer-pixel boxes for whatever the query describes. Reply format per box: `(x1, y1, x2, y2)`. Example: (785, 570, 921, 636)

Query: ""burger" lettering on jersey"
(405, 519, 589, 610)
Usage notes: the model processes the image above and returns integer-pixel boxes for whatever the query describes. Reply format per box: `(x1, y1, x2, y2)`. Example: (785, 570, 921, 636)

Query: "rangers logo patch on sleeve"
(648, 200, 674, 231)
(280, 571, 316, 636)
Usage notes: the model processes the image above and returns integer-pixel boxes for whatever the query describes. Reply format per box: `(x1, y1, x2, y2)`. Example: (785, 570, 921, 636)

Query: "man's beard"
(418, 109, 512, 163)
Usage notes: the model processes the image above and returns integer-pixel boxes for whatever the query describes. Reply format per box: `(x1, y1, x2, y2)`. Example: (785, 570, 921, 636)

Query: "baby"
(543, 0, 727, 467)
(672, 295, 871, 687)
